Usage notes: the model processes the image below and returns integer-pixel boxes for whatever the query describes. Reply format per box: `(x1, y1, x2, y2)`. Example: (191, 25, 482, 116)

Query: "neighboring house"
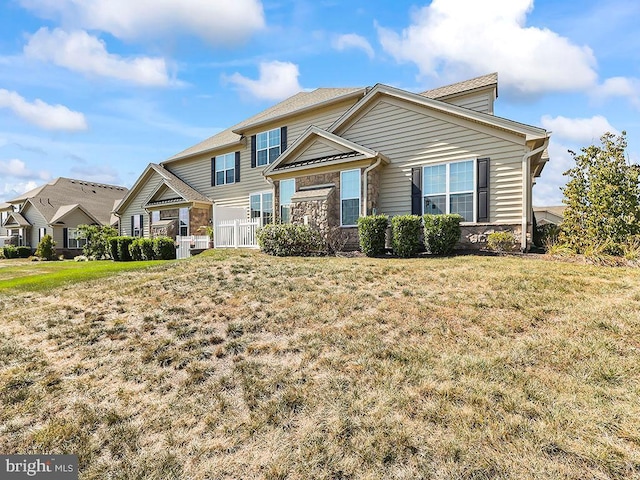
(0, 202, 14, 245)
(1, 178, 128, 255)
(533, 205, 565, 225)
(115, 73, 550, 251)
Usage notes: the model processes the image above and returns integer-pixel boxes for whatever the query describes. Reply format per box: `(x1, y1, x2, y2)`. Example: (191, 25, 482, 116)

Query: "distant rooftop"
(421, 72, 498, 100)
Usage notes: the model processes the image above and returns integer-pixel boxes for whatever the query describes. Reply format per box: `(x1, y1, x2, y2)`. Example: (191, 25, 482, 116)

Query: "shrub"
(486, 231, 517, 252)
(77, 224, 118, 259)
(153, 236, 176, 260)
(16, 246, 32, 258)
(390, 215, 422, 258)
(357, 215, 389, 256)
(3, 245, 18, 259)
(129, 238, 143, 261)
(423, 214, 462, 255)
(0, 248, 4, 259)
(130, 238, 155, 261)
(35, 234, 57, 260)
(257, 224, 323, 256)
(108, 237, 120, 261)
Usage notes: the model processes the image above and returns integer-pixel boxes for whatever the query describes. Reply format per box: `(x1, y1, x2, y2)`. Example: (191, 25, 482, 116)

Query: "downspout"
(521, 136, 550, 251)
(363, 156, 383, 216)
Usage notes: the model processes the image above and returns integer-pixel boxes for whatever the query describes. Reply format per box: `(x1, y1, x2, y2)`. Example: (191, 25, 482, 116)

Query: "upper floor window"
(212, 152, 239, 186)
(257, 128, 281, 166)
(423, 160, 474, 222)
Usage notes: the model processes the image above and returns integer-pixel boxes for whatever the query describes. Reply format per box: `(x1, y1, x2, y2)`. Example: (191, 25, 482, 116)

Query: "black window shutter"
(235, 151, 241, 182)
(131, 216, 134, 236)
(411, 167, 422, 215)
(280, 126, 287, 153)
(140, 215, 144, 237)
(477, 157, 490, 222)
(211, 157, 216, 186)
(63, 227, 68, 248)
(250, 135, 256, 168)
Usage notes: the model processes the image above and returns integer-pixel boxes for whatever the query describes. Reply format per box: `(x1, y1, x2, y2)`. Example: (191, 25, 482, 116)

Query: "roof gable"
(3, 211, 30, 227)
(49, 204, 101, 225)
(420, 72, 498, 100)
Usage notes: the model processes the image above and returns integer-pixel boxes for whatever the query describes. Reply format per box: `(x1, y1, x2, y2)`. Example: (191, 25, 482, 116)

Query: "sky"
(0, 0, 639, 206)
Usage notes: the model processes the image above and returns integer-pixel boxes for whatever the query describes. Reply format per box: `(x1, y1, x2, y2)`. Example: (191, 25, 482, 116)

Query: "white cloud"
(592, 77, 640, 107)
(541, 115, 619, 143)
(19, 0, 265, 45)
(0, 159, 50, 202)
(227, 61, 303, 101)
(70, 164, 121, 184)
(25, 28, 171, 87)
(533, 141, 574, 206)
(376, 0, 598, 95)
(2, 180, 39, 201)
(333, 33, 375, 59)
(0, 89, 87, 131)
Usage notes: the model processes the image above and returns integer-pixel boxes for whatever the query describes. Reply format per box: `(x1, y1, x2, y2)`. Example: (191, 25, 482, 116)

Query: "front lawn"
(0, 250, 638, 479)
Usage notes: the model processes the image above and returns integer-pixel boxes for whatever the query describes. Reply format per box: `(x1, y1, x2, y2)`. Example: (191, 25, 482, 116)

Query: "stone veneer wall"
(459, 223, 531, 250)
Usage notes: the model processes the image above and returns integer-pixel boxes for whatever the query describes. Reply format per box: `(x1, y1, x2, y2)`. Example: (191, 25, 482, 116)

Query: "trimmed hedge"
(487, 231, 517, 252)
(423, 214, 462, 255)
(16, 246, 32, 258)
(130, 238, 155, 261)
(3, 245, 18, 259)
(357, 215, 389, 256)
(153, 236, 176, 260)
(391, 215, 422, 258)
(108, 237, 120, 261)
(257, 223, 323, 256)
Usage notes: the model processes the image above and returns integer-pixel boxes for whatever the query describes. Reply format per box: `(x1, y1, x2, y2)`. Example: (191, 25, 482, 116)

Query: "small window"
(132, 215, 142, 237)
(151, 211, 160, 223)
(215, 152, 236, 185)
(256, 128, 281, 166)
(341, 169, 361, 226)
(67, 228, 87, 249)
(423, 160, 475, 222)
(38, 227, 46, 242)
(250, 192, 273, 227)
(279, 179, 295, 223)
(179, 208, 189, 236)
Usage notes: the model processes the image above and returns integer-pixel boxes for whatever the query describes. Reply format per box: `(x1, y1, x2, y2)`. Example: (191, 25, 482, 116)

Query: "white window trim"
(423, 159, 476, 223)
(340, 169, 361, 227)
(215, 152, 236, 185)
(279, 179, 295, 224)
(67, 228, 87, 249)
(250, 191, 274, 226)
(256, 128, 281, 166)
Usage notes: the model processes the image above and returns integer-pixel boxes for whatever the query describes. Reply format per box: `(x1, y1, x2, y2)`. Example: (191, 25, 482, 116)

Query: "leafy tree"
(560, 132, 640, 254)
(77, 224, 119, 259)
(35, 234, 57, 260)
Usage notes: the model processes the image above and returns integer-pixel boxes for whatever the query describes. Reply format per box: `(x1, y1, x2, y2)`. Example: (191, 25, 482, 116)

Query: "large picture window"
(279, 179, 295, 223)
(250, 192, 273, 227)
(215, 152, 236, 185)
(423, 160, 474, 222)
(256, 128, 281, 166)
(67, 228, 87, 249)
(341, 169, 361, 226)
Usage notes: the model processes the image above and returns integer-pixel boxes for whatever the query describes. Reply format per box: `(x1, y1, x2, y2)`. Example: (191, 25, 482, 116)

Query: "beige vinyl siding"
(155, 185, 181, 202)
(119, 172, 163, 236)
(294, 140, 348, 164)
(21, 204, 47, 247)
(339, 98, 526, 223)
(166, 99, 359, 210)
(442, 90, 494, 114)
(55, 209, 96, 249)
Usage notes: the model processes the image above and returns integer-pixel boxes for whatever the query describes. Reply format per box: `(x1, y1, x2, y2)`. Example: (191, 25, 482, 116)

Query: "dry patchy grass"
(0, 249, 639, 479)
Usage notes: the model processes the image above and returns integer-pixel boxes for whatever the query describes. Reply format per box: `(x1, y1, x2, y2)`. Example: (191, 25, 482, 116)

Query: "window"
(256, 128, 281, 166)
(250, 192, 273, 227)
(423, 160, 474, 222)
(38, 227, 46, 242)
(151, 211, 160, 223)
(341, 169, 361, 226)
(131, 215, 143, 237)
(179, 208, 189, 236)
(67, 228, 87, 249)
(279, 179, 295, 223)
(215, 152, 236, 185)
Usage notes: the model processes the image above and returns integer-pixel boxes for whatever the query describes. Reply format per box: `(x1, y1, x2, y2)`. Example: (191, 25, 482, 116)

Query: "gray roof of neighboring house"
(420, 72, 498, 100)
(0, 202, 12, 211)
(533, 205, 565, 216)
(164, 88, 365, 162)
(4, 212, 30, 227)
(8, 177, 128, 226)
(149, 164, 211, 203)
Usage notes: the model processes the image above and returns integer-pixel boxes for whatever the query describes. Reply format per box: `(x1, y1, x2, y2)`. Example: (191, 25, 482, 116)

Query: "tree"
(35, 234, 57, 260)
(77, 224, 119, 259)
(560, 132, 640, 254)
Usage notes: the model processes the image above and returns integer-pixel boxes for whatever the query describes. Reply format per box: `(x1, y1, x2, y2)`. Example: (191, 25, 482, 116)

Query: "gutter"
(521, 136, 550, 251)
(362, 156, 384, 217)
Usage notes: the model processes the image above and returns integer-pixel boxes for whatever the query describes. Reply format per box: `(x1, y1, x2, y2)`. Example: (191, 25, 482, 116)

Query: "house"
(533, 206, 565, 226)
(1, 177, 128, 255)
(115, 73, 550, 251)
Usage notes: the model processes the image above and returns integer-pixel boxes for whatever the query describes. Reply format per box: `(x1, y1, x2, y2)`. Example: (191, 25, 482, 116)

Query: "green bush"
(130, 238, 155, 261)
(423, 214, 462, 255)
(257, 223, 323, 256)
(153, 236, 176, 260)
(0, 248, 4, 259)
(357, 215, 389, 257)
(35, 234, 58, 260)
(16, 246, 32, 258)
(108, 237, 120, 261)
(391, 215, 422, 258)
(110, 236, 135, 261)
(487, 231, 517, 252)
(78, 224, 118, 259)
(3, 245, 18, 259)
(129, 238, 143, 261)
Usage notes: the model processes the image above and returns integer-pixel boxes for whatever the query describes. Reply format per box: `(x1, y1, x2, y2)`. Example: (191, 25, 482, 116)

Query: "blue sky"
(1, 0, 639, 206)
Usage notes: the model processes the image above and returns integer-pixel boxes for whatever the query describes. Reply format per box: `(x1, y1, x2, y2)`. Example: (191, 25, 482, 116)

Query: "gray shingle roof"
(150, 164, 211, 203)
(10, 178, 128, 226)
(164, 88, 364, 162)
(420, 72, 498, 99)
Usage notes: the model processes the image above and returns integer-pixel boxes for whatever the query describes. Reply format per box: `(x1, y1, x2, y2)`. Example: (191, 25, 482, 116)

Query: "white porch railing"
(214, 219, 259, 248)
(176, 235, 210, 259)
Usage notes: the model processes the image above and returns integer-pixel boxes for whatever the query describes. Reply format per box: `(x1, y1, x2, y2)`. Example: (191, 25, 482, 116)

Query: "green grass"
(0, 259, 171, 292)
(0, 250, 639, 479)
